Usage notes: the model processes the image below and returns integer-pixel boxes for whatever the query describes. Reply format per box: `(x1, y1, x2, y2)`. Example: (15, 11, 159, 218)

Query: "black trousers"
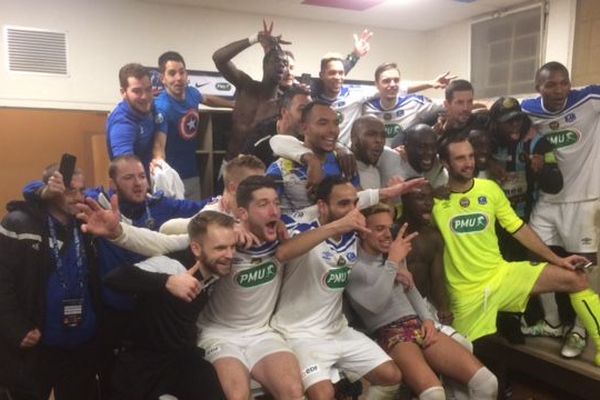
(8, 340, 99, 400)
(111, 346, 224, 400)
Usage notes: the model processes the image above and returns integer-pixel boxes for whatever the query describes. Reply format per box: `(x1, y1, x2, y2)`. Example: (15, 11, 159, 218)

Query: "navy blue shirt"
(106, 100, 156, 168)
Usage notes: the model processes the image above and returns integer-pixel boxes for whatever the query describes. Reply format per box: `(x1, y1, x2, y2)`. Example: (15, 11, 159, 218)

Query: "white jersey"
(198, 240, 283, 335)
(522, 86, 600, 203)
(377, 147, 448, 188)
(270, 207, 359, 339)
(317, 85, 377, 147)
(363, 94, 442, 146)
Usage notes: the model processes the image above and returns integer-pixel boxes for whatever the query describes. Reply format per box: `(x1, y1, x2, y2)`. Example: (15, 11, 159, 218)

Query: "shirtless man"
(213, 21, 290, 161)
(400, 182, 452, 326)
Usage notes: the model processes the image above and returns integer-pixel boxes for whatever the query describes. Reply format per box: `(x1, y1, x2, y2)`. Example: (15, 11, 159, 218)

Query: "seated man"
(400, 182, 454, 329)
(104, 211, 233, 400)
(433, 133, 600, 366)
(77, 175, 402, 400)
(267, 101, 360, 214)
(271, 177, 420, 400)
(347, 203, 498, 400)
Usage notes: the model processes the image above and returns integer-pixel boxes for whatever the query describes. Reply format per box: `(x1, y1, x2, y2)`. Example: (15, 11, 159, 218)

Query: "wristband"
(248, 33, 259, 45)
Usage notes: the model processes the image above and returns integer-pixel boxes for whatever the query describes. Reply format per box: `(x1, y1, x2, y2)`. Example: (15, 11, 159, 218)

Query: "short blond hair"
(223, 155, 265, 186)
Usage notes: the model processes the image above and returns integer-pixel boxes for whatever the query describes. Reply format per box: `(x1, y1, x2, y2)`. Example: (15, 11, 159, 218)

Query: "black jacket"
(0, 200, 101, 386)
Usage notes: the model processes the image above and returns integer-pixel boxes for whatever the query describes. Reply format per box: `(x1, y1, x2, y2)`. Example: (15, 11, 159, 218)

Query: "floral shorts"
(374, 315, 422, 353)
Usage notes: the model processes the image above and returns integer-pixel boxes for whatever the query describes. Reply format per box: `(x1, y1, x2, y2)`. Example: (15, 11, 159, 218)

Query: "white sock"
(539, 293, 561, 327)
(571, 317, 587, 337)
(364, 384, 399, 400)
(468, 367, 498, 400)
(419, 386, 445, 400)
(444, 378, 469, 400)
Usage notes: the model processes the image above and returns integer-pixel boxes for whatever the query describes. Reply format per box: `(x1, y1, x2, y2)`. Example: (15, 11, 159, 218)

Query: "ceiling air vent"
(5, 26, 68, 75)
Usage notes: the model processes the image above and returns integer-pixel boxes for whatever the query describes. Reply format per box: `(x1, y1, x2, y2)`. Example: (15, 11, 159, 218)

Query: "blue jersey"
(106, 100, 156, 168)
(155, 87, 203, 179)
(522, 85, 600, 203)
(266, 152, 360, 214)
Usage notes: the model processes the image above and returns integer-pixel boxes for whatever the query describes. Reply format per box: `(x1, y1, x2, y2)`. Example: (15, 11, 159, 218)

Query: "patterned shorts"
(374, 315, 422, 353)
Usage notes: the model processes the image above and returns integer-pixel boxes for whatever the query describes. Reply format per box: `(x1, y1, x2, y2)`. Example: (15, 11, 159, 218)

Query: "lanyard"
(47, 216, 86, 295)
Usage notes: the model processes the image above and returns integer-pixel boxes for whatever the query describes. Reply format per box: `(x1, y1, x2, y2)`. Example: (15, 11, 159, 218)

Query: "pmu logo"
(323, 266, 351, 289)
(215, 82, 232, 91)
(545, 129, 580, 149)
(450, 213, 489, 234)
(384, 123, 402, 138)
(235, 262, 277, 288)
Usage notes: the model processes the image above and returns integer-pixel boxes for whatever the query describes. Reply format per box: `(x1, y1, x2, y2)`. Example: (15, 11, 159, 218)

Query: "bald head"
(405, 124, 438, 173)
(351, 116, 386, 165)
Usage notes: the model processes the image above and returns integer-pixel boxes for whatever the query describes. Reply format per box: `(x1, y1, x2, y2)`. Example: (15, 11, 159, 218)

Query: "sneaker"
(520, 319, 563, 337)
(561, 331, 587, 358)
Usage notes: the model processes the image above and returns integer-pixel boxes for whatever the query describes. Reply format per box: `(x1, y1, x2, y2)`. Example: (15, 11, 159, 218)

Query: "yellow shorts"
(451, 260, 547, 342)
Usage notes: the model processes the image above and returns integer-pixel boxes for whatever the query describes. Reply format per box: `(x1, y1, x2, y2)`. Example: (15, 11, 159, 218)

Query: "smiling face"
(443, 140, 476, 184)
(161, 60, 188, 101)
(239, 187, 282, 242)
(406, 126, 438, 173)
(318, 183, 358, 225)
(320, 59, 345, 97)
(361, 211, 394, 254)
(191, 224, 236, 277)
(121, 75, 153, 115)
(375, 68, 400, 102)
(302, 104, 340, 154)
(537, 69, 571, 112)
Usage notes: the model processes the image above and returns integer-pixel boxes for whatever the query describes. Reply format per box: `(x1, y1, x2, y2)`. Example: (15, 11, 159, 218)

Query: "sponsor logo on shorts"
(545, 129, 579, 149)
(323, 266, 351, 289)
(384, 123, 402, 138)
(582, 237, 593, 245)
(235, 262, 277, 288)
(205, 345, 221, 357)
(302, 364, 320, 378)
(450, 213, 488, 234)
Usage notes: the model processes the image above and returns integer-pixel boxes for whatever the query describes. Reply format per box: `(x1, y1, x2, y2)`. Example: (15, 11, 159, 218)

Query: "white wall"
(0, 0, 426, 111)
(0, 0, 577, 110)
(420, 0, 577, 99)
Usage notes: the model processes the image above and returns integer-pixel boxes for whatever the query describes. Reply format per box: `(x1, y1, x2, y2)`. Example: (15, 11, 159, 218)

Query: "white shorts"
(200, 328, 292, 371)
(286, 327, 391, 389)
(529, 199, 600, 254)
